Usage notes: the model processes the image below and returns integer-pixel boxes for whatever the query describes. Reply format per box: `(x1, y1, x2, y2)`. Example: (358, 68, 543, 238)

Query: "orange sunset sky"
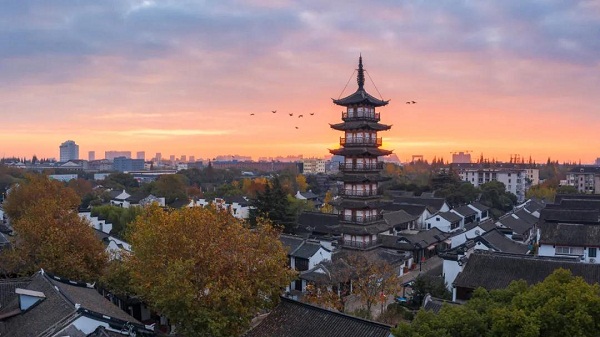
(1, 1, 599, 163)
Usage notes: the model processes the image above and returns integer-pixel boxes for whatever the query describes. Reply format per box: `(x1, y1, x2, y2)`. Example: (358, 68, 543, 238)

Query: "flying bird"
(250, 113, 255, 115)
(412, 101, 417, 104)
(289, 113, 293, 116)
(272, 110, 277, 113)
(298, 115, 303, 118)
(310, 113, 315, 115)
(406, 101, 411, 104)
(295, 126, 299, 129)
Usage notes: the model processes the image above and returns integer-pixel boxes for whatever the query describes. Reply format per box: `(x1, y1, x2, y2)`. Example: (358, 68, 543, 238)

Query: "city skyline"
(1, 2, 599, 163)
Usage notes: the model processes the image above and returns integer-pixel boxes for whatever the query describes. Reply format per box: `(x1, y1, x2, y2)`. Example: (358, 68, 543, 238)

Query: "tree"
(320, 190, 334, 213)
(295, 174, 308, 192)
(102, 172, 139, 190)
(479, 181, 517, 218)
(124, 205, 296, 337)
(91, 204, 144, 237)
(347, 253, 402, 318)
(525, 185, 556, 202)
(250, 177, 294, 232)
(393, 269, 600, 337)
(1, 174, 107, 280)
(556, 185, 578, 195)
(150, 174, 189, 204)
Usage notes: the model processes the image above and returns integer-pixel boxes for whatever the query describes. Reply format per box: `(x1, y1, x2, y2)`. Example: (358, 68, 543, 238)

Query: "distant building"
(450, 163, 539, 202)
(49, 174, 78, 182)
(105, 150, 131, 161)
(596, 158, 600, 166)
(113, 156, 145, 172)
(566, 166, 600, 194)
(189, 155, 195, 163)
(155, 152, 162, 162)
(452, 151, 471, 164)
(88, 150, 95, 161)
(136, 151, 145, 160)
(181, 155, 187, 162)
(302, 158, 327, 174)
(59, 140, 79, 162)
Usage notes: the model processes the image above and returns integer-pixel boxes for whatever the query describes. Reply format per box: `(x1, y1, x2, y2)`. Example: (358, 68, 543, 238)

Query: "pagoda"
(329, 56, 393, 250)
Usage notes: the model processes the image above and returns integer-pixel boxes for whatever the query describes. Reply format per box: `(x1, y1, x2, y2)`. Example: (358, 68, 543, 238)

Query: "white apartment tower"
(59, 140, 79, 162)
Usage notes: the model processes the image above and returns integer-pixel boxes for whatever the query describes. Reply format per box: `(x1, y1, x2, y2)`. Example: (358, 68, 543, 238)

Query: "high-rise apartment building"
(59, 140, 79, 162)
(189, 156, 195, 163)
(155, 153, 162, 162)
(181, 155, 187, 162)
(88, 151, 95, 161)
(136, 151, 145, 160)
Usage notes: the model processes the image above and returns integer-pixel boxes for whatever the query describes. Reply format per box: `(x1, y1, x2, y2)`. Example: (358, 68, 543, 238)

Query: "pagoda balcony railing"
(342, 111, 380, 122)
(338, 214, 384, 223)
(340, 137, 382, 147)
(338, 189, 379, 197)
(339, 162, 384, 172)
(342, 239, 379, 249)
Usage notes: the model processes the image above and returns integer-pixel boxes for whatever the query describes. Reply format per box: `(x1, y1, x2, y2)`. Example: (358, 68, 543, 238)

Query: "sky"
(1, 0, 599, 163)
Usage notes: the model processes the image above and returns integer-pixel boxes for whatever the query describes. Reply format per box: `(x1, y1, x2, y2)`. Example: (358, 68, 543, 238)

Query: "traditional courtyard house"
(390, 193, 451, 214)
(190, 196, 251, 219)
(425, 211, 462, 232)
(448, 218, 497, 248)
(495, 212, 536, 242)
(381, 203, 432, 229)
(0, 270, 155, 336)
(538, 223, 600, 263)
(467, 201, 490, 221)
(441, 228, 530, 292)
(450, 205, 478, 228)
(382, 209, 419, 233)
(295, 190, 322, 210)
(379, 228, 450, 266)
(451, 251, 600, 302)
(295, 211, 341, 241)
(280, 235, 332, 293)
(328, 56, 394, 250)
(79, 210, 113, 234)
(244, 297, 392, 337)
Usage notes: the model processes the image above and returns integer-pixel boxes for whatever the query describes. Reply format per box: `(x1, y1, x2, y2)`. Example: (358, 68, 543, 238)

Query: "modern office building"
(88, 151, 95, 161)
(59, 140, 79, 162)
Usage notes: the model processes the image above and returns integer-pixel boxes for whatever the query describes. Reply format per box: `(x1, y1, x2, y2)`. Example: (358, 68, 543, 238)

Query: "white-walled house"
(538, 222, 600, 264)
(79, 211, 113, 234)
(280, 235, 332, 292)
(449, 219, 497, 248)
(190, 196, 251, 219)
(467, 202, 490, 222)
(425, 211, 462, 232)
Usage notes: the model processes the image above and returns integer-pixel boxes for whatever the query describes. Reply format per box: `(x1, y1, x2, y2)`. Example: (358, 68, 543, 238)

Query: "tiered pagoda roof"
(332, 56, 389, 107)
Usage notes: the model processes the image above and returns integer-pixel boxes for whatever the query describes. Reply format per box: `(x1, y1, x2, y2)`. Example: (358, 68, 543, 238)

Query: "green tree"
(150, 174, 189, 204)
(526, 185, 556, 202)
(123, 205, 296, 337)
(1, 174, 107, 280)
(556, 185, 578, 195)
(102, 172, 139, 190)
(393, 269, 600, 337)
(479, 181, 517, 218)
(91, 204, 144, 237)
(250, 177, 294, 232)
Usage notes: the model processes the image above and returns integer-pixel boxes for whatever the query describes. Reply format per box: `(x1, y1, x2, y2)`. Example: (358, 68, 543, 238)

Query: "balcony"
(342, 239, 379, 249)
(342, 111, 380, 122)
(339, 162, 383, 172)
(338, 214, 384, 223)
(338, 189, 379, 197)
(340, 137, 382, 147)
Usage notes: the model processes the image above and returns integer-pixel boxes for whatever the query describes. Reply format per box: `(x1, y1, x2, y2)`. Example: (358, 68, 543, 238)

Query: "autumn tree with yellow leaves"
(0, 174, 107, 280)
(124, 205, 296, 337)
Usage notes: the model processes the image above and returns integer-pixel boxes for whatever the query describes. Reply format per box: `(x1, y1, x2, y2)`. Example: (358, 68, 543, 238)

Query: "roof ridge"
(279, 297, 393, 329)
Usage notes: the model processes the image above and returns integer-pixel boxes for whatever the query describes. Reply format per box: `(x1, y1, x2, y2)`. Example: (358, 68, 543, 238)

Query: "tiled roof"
(383, 210, 419, 227)
(452, 205, 477, 217)
(567, 166, 600, 174)
(392, 196, 447, 212)
(296, 212, 340, 236)
(556, 199, 600, 211)
(381, 203, 426, 216)
(422, 295, 460, 314)
(523, 199, 546, 213)
(539, 222, 600, 246)
(478, 229, 530, 254)
(280, 235, 305, 254)
(497, 214, 533, 235)
(540, 208, 599, 223)
(478, 218, 498, 232)
(380, 228, 448, 251)
(0, 272, 149, 337)
(514, 209, 539, 225)
(292, 241, 325, 259)
(453, 251, 600, 291)
(244, 297, 392, 337)
(437, 211, 462, 223)
(469, 201, 490, 212)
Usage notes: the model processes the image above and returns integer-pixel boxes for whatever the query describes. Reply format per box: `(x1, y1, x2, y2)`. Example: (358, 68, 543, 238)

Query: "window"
(295, 257, 309, 271)
(589, 248, 597, 258)
(556, 246, 584, 256)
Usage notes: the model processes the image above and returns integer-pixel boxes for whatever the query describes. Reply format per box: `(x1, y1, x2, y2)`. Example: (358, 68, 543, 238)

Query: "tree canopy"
(1, 174, 107, 280)
(123, 205, 296, 337)
(393, 269, 600, 337)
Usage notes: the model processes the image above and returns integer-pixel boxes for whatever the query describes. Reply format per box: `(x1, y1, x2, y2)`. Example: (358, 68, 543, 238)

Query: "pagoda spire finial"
(357, 54, 365, 89)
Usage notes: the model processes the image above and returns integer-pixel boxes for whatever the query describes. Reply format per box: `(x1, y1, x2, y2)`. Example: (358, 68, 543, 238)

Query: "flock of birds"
(248, 101, 416, 129)
(248, 110, 317, 129)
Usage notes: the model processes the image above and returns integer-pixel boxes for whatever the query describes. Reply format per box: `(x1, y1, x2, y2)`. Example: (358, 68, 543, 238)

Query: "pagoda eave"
(332, 89, 389, 107)
(339, 222, 393, 235)
(329, 147, 393, 157)
(331, 174, 391, 183)
(330, 122, 392, 131)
